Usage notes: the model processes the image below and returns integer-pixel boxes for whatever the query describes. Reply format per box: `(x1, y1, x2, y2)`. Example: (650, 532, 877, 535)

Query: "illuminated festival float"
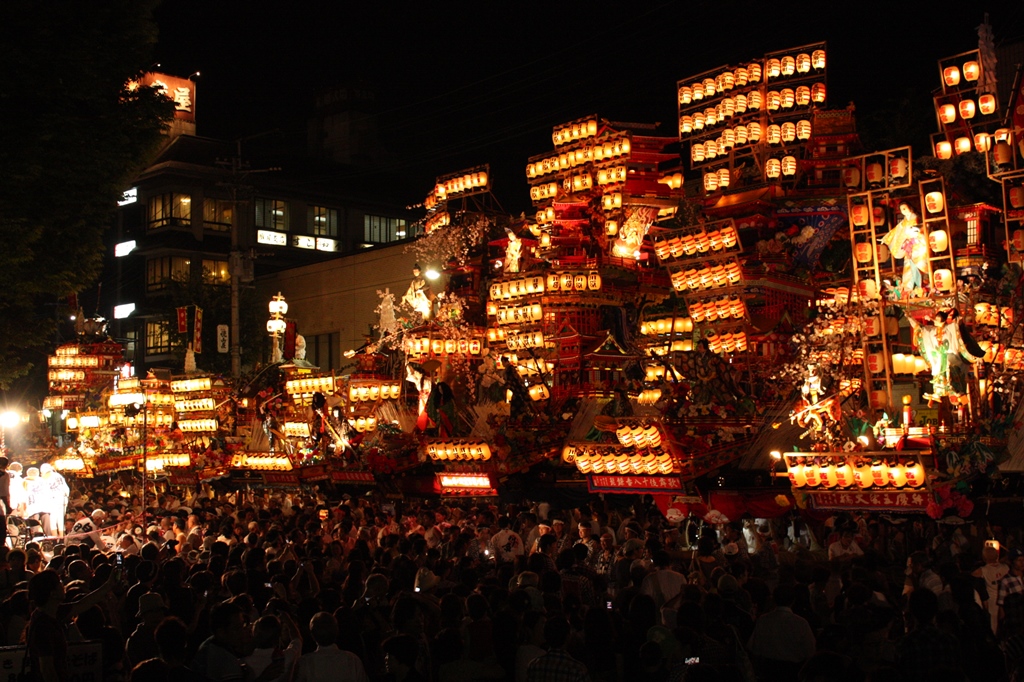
(34, 28, 1024, 523)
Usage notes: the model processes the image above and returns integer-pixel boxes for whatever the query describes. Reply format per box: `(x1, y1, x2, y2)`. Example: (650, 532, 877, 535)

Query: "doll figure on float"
(880, 203, 928, 298)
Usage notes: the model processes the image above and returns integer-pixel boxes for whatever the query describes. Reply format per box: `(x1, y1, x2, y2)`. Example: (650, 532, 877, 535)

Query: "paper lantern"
(913, 357, 928, 374)
(796, 86, 811, 106)
(954, 137, 972, 155)
(803, 464, 820, 487)
(820, 463, 838, 488)
(781, 88, 795, 109)
(867, 351, 887, 374)
(691, 143, 705, 163)
(781, 122, 796, 142)
(722, 128, 736, 149)
(835, 462, 854, 487)
(735, 93, 748, 113)
(929, 229, 948, 252)
(705, 140, 718, 159)
(868, 389, 888, 410)
(924, 191, 944, 213)
(735, 66, 748, 85)
(890, 157, 908, 179)
(718, 168, 731, 187)
(939, 104, 956, 124)
(691, 82, 703, 101)
(888, 463, 908, 487)
(722, 98, 736, 118)
(722, 71, 735, 90)
(905, 461, 925, 487)
(994, 141, 1013, 165)
(747, 122, 762, 141)
(935, 141, 952, 159)
(766, 58, 781, 79)
(854, 462, 874, 488)
(679, 116, 693, 134)
(866, 162, 884, 184)
(933, 269, 953, 292)
(796, 53, 811, 73)
(843, 167, 861, 188)
(705, 107, 718, 127)
(811, 82, 826, 103)
(704, 173, 719, 191)
(703, 78, 716, 96)
(872, 206, 886, 227)
(678, 86, 692, 104)
(812, 50, 826, 70)
(858, 278, 878, 299)
(781, 56, 795, 76)
(979, 94, 996, 115)
(943, 66, 961, 87)
(766, 91, 781, 111)
(855, 242, 873, 263)
(871, 461, 888, 486)
(1009, 188, 1024, 209)
(766, 125, 782, 145)
(959, 99, 976, 119)
(782, 156, 797, 176)
(878, 243, 890, 262)
(735, 125, 748, 144)
(588, 272, 602, 290)
(975, 134, 992, 152)
(963, 61, 980, 81)
(765, 158, 781, 179)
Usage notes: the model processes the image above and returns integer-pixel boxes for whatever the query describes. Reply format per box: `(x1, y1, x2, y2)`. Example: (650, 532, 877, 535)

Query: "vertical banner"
(193, 307, 203, 354)
(217, 324, 229, 353)
(284, 321, 297, 360)
(177, 307, 188, 334)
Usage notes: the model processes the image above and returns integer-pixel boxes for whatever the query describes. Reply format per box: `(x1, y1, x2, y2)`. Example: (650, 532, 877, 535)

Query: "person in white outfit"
(40, 464, 69, 537)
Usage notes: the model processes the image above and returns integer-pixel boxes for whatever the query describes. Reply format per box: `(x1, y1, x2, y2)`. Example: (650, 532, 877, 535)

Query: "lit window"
(146, 257, 191, 291)
(967, 217, 978, 246)
(146, 320, 171, 355)
(255, 198, 288, 231)
(203, 198, 233, 232)
(202, 259, 230, 285)
(148, 193, 192, 228)
(363, 215, 412, 244)
(311, 206, 338, 237)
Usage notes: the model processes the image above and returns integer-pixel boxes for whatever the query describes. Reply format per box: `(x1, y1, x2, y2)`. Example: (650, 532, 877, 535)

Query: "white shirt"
(828, 539, 864, 561)
(296, 644, 369, 682)
(491, 529, 524, 562)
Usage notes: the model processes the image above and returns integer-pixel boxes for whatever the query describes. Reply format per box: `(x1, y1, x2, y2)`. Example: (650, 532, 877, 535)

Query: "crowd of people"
(0, 465, 1023, 682)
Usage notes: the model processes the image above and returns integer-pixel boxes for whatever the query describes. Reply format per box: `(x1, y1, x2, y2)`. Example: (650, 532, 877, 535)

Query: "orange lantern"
(781, 56, 795, 76)
(905, 461, 926, 487)
(767, 91, 781, 111)
(858, 278, 878, 299)
(766, 58, 781, 79)
(867, 352, 886, 374)
(870, 461, 888, 486)
(929, 229, 948, 252)
(924, 191, 944, 213)
(811, 82, 826, 103)
(995, 141, 1013, 165)
(718, 168, 731, 187)
(959, 99, 976, 119)
(820, 463, 838, 488)
(766, 125, 782, 145)
(796, 53, 811, 73)
(781, 88, 795, 109)
(704, 173, 719, 192)
(788, 463, 806, 487)
(691, 143, 705, 163)
(854, 462, 874, 488)
(963, 61, 980, 81)
(835, 462, 854, 487)
(943, 66, 961, 87)
(975, 134, 992, 152)
(747, 121, 762, 141)
(803, 464, 820, 487)
(781, 156, 797, 176)
(938, 104, 956, 124)
(1009, 188, 1024, 209)
(812, 50, 826, 70)
(979, 94, 996, 115)
(795, 86, 811, 106)
(954, 137, 972, 155)
(878, 243, 890, 262)
(866, 162, 883, 184)
(843, 167, 861, 188)
(854, 242, 873, 263)
(765, 158, 781, 179)
(781, 122, 796, 142)
(888, 463, 908, 487)
(935, 140, 952, 159)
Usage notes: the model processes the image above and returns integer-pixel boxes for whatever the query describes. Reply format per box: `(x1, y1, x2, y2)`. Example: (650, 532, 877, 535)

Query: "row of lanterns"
(690, 120, 813, 161)
(888, 353, 929, 375)
(494, 302, 543, 326)
(349, 416, 377, 433)
(348, 381, 403, 403)
(552, 117, 598, 146)
(178, 418, 218, 432)
(935, 128, 1015, 161)
(647, 340, 695, 355)
(283, 422, 311, 438)
(145, 452, 191, 472)
(405, 336, 484, 357)
(842, 158, 910, 188)
(615, 424, 663, 449)
(502, 330, 545, 351)
(937, 95, 998, 123)
(490, 275, 546, 300)
(680, 88, 823, 136)
(170, 377, 213, 393)
(527, 135, 631, 179)
(765, 156, 799, 179)
(563, 173, 593, 193)
(108, 411, 174, 428)
(787, 458, 926, 488)
(976, 341, 1024, 367)
(433, 170, 488, 202)
(425, 212, 450, 233)
(426, 441, 492, 461)
(653, 225, 739, 261)
(438, 474, 492, 490)
(942, 61, 981, 87)
(690, 296, 745, 322)
(174, 398, 216, 412)
(676, 50, 826, 105)
(544, 271, 603, 293)
(563, 444, 676, 475)
(705, 332, 748, 354)
(975, 303, 1014, 327)
(231, 454, 293, 471)
(530, 182, 559, 202)
(48, 355, 100, 368)
(285, 376, 336, 397)
(636, 388, 662, 406)
(669, 262, 743, 292)
(640, 317, 694, 336)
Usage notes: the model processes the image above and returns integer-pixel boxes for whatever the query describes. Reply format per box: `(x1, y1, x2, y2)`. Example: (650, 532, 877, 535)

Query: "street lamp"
(0, 411, 21, 453)
(267, 292, 288, 364)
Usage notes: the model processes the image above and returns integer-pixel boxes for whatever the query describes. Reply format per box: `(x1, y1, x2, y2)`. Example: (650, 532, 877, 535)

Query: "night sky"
(153, 1, 1024, 213)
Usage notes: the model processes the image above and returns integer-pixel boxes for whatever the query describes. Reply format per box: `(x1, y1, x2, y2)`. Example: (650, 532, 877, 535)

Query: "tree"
(0, 0, 173, 388)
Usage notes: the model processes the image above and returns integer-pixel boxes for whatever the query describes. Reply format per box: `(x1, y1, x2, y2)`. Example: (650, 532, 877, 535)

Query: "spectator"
(296, 611, 369, 682)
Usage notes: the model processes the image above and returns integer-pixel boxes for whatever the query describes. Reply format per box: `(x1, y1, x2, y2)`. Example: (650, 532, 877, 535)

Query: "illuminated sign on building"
(114, 240, 136, 257)
(257, 230, 287, 246)
(118, 188, 138, 206)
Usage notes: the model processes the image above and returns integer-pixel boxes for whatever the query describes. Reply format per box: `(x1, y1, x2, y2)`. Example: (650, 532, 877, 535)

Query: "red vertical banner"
(284, 321, 297, 360)
(193, 307, 203, 354)
(177, 307, 188, 334)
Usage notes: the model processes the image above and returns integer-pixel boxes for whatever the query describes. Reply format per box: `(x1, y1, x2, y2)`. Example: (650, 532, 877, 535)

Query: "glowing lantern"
(872, 206, 886, 227)
(959, 99, 976, 119)
(705, 139, 718, 159)
(735, 94, 748, 114)
(722, 128, 736, 149)
(781, 89, 795, 109)
(878, 243, 890, 261)
(938, 104, 956, 124)
(561, 273, 574, 290)
(854, 462, 874, 488)
(704, 173, 719, 192)
(890, 157, 908, 179)
(963, 61, 980, 81)
(835, 462, 854, 487)
(766, 58, 781, 79)
(735, 125, 748, 145)
(718, 168, 731, 187)
(870, 461, 888, 486)
(820, 463, 838, 488)
(766, 125, 781, 145)
(933, 269, 953, 291)
(692, 143, 705, 163)
(867, 352, 886, 373)
(1009, 188, 1024, 209)
(924, 191, 944, 213)
(954, 137, 972, 155)
(803, 464, 820, 487)
(796, 53, 811, 73)
(748, 62, 762, 82)
(943, 66, 961, 87)
(868, 389, 887, 410)
(735, 67, 748, 85)
(722, 98, 736, 118)
(679, 116, 693, 134)
(574, 274, 587, 291)
(702, 78, 716, 96)
(975, 134, 991, 152)
(748, 90, 763, 110)
(979, 94, 996, 115)
(905, 461, 925, 487)
(889, 463, 908, 487)
(866, 162, 884, 184)
(781, 156, 797, 176)
(781, 122, 796, 142)
(854, 242, 873, 263)
(766, 91, 781, 111)
(891, 353, 907, 375)
(811, 82, 826, 103)
(928, 229, 948, 253)
(705, 107, 718, 127)
(796, 86, 811, 106)
(678, 86, 692, 104)
(765, 158, 781, 179)
(935, 141, 952, 159)
(722, 71, 735, 90)
(691, 82, 703, 101)
(863, 315, 881, 336)
(812, 50, 826, 69)
(796, 120, 812, 140)
(747, 122, 762, 142)
(842, 167, 861, 188)
(781, 56, 795, 76)
(858, 278, 878, 299)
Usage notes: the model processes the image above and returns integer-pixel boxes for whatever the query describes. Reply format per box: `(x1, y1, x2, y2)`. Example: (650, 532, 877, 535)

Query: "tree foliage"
(0, 0, 173, 388)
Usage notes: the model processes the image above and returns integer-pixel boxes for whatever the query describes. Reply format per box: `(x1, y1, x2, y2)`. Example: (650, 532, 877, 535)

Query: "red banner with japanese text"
(807, 489, 930, 513)
(193, 307, 203, 353)
(177, 307, 188, 334)
(588, 474, 683, 494)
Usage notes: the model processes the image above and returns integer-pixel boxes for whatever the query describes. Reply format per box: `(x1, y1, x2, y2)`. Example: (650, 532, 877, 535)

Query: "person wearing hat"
(126, 592, 168, 667)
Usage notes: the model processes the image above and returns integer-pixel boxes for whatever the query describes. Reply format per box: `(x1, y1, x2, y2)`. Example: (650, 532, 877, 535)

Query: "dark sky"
(153, 1, 1024, 213)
